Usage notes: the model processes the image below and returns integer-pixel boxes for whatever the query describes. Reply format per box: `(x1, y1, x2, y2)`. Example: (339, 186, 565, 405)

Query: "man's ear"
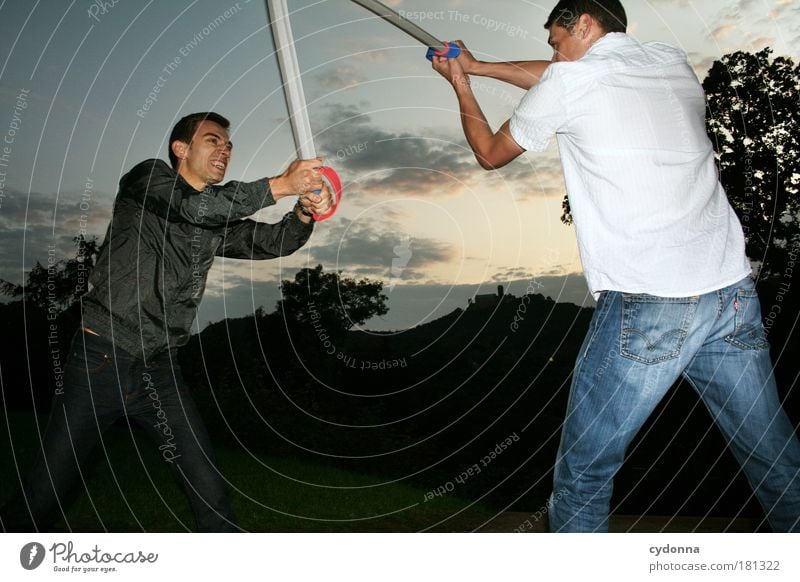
(576, 13, 593, 39)
(171, 140, 188, 163)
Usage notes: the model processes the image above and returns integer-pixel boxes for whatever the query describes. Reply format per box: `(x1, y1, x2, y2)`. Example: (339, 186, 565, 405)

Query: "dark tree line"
(704, 48, 799, 279)
(0, 236, 99, 313)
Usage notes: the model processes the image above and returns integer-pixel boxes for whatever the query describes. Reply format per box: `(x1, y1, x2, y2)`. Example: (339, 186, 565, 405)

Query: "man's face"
(175, 120, 232, 189)
(548, 23, 590, 63)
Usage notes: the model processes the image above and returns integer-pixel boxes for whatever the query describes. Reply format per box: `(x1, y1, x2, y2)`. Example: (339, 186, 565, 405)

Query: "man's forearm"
(453, 78, 497, 169)
(268, 176, 314, 224)
(268, 175, 299, 200)
(469, 60, 549, 90)
(217, 213, 312, 259)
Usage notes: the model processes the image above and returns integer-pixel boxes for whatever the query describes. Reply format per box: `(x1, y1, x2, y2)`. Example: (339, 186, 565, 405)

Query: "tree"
(560, 193, 573, 226)
(0, 236, 99, 314)
(704, 48, 799, 278)
(276, 264, 388, 334)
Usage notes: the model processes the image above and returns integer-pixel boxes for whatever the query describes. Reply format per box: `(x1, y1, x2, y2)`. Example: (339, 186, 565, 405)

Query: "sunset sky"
(0, 0, 797, 330)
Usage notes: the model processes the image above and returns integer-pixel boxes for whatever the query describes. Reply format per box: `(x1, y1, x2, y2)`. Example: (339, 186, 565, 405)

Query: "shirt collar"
(584, 32, 633, 57)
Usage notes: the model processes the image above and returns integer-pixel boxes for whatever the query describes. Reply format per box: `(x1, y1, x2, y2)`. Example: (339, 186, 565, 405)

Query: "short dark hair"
(544, 0, 627, 34)
(168, 112, 231, 168)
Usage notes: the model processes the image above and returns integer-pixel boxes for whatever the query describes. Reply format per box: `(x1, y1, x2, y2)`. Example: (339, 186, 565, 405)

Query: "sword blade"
(350, 0, 447, 50)
(266, 0, 316, 159)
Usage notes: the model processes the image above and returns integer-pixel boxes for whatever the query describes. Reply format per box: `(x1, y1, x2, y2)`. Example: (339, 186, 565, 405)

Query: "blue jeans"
(1, 331, 236, 532)
(549, 276, 800, 532)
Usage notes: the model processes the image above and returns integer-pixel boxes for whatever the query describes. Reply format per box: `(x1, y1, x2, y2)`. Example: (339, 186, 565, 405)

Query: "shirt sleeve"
(509, 68, 569, 152)
(215, 211, 313, 259)
(121, 159, 275, 227)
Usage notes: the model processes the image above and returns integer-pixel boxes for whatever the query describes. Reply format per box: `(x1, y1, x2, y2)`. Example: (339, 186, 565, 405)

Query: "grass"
(0, 408, 497, 532)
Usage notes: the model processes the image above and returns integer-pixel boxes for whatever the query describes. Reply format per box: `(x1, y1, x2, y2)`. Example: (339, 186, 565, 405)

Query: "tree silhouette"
(0, 235, 99, 313)
(704, 48, 799, 278)
(560, 193, 573, 226)
(277, 264, 388, 334)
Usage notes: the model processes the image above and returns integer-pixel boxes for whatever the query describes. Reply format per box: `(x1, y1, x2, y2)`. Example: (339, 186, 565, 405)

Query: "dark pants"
(1, 331, 237, 532)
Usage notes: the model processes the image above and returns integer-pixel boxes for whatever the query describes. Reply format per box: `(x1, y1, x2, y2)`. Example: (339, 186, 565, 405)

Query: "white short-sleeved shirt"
(510, 33, 751, 298)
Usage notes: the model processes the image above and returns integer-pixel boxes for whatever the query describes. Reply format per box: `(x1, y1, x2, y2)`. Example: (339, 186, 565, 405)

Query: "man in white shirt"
(432, 0, 800, 532)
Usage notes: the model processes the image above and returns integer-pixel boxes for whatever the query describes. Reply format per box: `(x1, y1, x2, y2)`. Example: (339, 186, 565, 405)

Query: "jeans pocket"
(70, 333, 113, 374)
(724, 288, 770, 350)
(620, 294, 698, 365)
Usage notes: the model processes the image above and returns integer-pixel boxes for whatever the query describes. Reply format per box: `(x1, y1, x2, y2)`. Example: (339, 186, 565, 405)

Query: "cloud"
(307, 218, 456, 281)
(490, 267, 534, 281)
(314, 65, 369, 90)
(488, 256, 578, 284)
(748, 35, 776, 50)
(314, 103, 565, 202)
(708, 0, 797, 55)
(712, 23, 737, 40)
(489, 153, 566, 200)
(330, 39, 391, 64)
(0, 187, 113, 282)
(315, 103, 480, 199)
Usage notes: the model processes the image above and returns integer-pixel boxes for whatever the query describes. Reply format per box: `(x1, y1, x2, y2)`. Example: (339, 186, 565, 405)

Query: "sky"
(0, 0, 797, 331)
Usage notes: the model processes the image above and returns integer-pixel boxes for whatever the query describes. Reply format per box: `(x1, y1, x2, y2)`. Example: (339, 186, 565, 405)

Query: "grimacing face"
(174, 120, 232, 189)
